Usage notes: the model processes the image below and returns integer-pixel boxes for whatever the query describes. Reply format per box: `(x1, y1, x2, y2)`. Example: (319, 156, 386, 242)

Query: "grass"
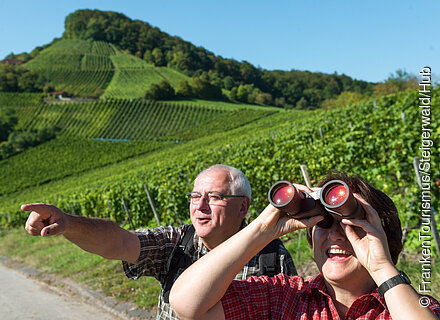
(1, 227, 438, 313)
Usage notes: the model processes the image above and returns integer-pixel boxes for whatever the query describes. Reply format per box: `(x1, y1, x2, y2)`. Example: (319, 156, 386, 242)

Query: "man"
(170, 172, 440, 319)
(23, 164, 296, 320)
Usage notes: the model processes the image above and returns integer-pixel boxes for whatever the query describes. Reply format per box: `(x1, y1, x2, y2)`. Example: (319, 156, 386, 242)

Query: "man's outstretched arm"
(22, 203, 140, 264)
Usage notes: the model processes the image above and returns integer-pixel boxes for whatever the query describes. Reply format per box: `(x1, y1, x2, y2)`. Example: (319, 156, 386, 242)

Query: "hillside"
(1, 88, 438, 233)
(0, 90, 278, 196)
(2, 9, 375, 108)
(24, 39, 190, 99)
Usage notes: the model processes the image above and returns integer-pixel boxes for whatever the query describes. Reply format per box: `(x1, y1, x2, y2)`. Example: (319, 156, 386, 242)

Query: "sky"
(1, 0, 438, 83)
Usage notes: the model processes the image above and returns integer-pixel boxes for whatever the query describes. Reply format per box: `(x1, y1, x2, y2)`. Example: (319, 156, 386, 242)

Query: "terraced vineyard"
(1, 88, 438, 235)
(26, 40, 116, 97)
(0, 137, 171, 196)
(23, 39, 190, 99)
(101, 54, 170, 99)
(13, 98, 227, 140)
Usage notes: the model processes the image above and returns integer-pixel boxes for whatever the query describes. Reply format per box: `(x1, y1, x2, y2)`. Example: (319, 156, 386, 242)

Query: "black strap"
(162, 225, 195, 303)
(257, 238, 282, 277)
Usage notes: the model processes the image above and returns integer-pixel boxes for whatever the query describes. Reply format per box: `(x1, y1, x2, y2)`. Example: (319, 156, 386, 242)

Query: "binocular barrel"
(268, 181, 325, 219)
(268, 179, 365, 222)
(319, 180, 365, 219)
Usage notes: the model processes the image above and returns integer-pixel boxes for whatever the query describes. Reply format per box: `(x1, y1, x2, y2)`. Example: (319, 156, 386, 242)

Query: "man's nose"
(196, 195, 210, 210)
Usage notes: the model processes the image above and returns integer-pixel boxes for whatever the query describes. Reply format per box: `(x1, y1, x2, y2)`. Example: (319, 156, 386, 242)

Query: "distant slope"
(59, 9, 374, 108)
(0, 136, 169, 196)
(25, 40, 116, 97)
(101, 53, 190, 99)
(0, 95, 279, 196)
(13, 98, 228, 140)
(24, 39, 190, 99)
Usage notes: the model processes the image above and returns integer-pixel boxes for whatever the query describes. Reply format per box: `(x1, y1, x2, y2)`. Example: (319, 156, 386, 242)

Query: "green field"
(23, 39, 191, 99)
(2, 88, 438, 233)
(101, 53, 190, 99)
(12, 98, 231, 139)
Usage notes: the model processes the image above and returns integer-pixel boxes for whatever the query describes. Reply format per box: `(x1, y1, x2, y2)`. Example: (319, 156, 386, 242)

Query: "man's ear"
(239, 197, 251, 219)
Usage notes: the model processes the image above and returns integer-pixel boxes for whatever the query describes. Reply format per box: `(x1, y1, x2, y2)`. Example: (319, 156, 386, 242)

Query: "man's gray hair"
(195, 164, 252, 200)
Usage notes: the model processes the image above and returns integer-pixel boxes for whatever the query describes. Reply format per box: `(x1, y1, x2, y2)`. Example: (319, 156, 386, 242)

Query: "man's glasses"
(187, 192, 246, 205)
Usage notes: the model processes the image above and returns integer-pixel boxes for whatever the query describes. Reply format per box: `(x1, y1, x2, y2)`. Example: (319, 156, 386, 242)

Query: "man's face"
(312, 220, 370, 287)
(189, 168, 248, 249)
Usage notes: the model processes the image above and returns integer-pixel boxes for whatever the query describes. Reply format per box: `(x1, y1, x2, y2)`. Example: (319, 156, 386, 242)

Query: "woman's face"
(312, 219, 371, 287)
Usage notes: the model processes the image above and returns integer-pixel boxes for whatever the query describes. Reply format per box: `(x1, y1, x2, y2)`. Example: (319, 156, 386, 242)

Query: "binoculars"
(268, 180, 365, 227)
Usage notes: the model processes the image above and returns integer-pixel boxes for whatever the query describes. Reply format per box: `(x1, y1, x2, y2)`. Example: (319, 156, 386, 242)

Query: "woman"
(170, 173, 440, 319)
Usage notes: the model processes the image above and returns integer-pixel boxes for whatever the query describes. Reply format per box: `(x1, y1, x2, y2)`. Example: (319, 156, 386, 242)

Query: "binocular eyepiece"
(268, 180, 365, 227)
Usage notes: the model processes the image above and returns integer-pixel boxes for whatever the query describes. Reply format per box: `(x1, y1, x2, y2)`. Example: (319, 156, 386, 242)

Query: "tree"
(176, 80, 193, 97)
(0, 108, 18, 141)
(254, 92, 273, 106)
(18, 70, 40, 92)
(236, 84, 254, 102)
(296, 97, 308, 110)
(189, 77, 222, 100)
(223, 76, 235, 90)
(152, 48, 166, 66)
(302, 88, 322, 109)
(144, 81, 176, 100)
(373, 69, 418, 97)
(322, 91, 366, 109)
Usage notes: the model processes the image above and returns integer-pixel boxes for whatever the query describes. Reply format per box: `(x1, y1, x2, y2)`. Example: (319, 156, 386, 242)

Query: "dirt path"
(0, 259, 154, 320)
(0, 263, 121, 319)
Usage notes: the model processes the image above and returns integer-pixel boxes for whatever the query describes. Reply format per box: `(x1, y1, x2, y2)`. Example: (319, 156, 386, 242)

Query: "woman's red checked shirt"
(221, 273, 440, 319)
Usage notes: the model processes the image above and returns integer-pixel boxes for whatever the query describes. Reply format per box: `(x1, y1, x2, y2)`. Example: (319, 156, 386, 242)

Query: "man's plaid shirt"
(122, 224, 297, 320)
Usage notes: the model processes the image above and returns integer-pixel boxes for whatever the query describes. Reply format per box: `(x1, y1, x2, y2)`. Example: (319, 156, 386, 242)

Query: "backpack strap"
(162, 225, 196, 303)
(257, 238, 282, 277)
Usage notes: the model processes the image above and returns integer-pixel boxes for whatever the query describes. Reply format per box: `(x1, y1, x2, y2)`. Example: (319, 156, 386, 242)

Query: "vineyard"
(0, 90, 277, 196)
(1, 88, 438, 251)
(11, 98, 233, 140)
(0, 137, 172, 196)
(23, 39, 189, 99)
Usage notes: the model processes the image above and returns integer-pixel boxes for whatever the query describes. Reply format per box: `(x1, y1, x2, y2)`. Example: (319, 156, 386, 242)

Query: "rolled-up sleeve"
(122, 226, 184, 283)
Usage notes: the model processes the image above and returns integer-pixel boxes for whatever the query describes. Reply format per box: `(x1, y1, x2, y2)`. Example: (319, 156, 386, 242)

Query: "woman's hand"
(340, 194, 395, 282)
(256, 183, 324, 240)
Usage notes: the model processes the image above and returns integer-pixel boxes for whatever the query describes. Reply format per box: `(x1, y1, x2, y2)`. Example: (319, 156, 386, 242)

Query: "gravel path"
(0, 263, 119, 319)
(0, 259, 154, 320)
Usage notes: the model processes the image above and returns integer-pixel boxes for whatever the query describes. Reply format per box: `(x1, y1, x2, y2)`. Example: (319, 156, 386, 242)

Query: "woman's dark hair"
(306, 172, 403, 264)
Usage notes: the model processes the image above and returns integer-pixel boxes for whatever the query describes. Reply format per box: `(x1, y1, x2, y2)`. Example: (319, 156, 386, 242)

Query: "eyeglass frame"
(186, 191, 247, 204)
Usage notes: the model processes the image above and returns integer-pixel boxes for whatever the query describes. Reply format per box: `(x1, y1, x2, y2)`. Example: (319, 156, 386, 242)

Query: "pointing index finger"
(21, 203, 55, 219)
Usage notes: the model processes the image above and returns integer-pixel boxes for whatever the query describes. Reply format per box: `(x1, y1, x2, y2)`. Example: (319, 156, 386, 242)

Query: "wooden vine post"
(144, 184, 162, 227)
(121, 198, 136, 231)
